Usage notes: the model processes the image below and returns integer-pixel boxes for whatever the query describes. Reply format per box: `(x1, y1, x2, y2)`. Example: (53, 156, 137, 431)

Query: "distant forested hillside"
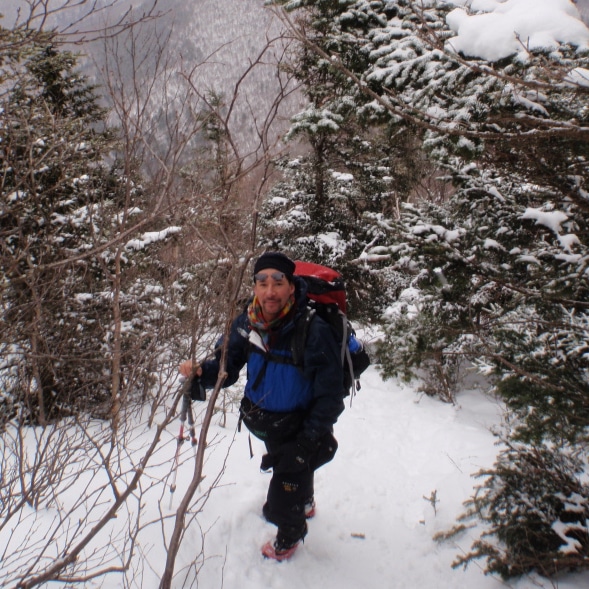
(1, 0, 297, 151)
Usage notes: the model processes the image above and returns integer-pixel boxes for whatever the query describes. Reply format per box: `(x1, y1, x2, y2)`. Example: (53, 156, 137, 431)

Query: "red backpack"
(292, 261, 370, 395)
(294, 261, 347, 313)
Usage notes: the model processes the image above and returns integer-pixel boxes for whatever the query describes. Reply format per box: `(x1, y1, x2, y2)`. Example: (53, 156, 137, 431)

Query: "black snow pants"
(262, 432, 338, 544)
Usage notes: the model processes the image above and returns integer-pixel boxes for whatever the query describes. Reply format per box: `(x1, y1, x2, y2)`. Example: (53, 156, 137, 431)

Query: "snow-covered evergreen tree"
(0, 32, 181, 423)
(273, 0, 589, 423)
(261, 2, 435, 319)
(272, 0, 589, 577)
(449, 441, 589, 578)
(259, 155, 398, 319)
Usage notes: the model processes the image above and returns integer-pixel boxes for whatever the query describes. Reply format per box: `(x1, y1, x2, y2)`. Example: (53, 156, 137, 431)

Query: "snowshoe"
(262, 538, 300, 561)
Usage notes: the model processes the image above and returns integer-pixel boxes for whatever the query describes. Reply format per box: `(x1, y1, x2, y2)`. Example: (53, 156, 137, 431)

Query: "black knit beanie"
(253, 252, 296, 281)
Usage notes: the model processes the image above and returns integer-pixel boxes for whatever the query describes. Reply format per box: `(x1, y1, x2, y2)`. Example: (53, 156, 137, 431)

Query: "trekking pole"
(186, 397, 198, 451)
(167, 353, 214, 509)
(168, 385, 192, 510)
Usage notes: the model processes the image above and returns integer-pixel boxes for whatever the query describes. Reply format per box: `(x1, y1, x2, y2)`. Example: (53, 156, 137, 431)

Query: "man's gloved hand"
(260, 453, 275, 472)
(275, 436, 318, 473)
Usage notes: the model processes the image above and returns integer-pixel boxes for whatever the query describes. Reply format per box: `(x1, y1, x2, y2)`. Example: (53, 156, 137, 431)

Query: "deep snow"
(5, 354, 589, 588)
(152, 359, 589, 589)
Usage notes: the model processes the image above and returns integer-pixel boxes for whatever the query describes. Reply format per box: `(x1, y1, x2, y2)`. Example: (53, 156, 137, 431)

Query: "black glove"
(260, 453, 275, 472)
(275, 436, 318, 473)
(190, 377, 206, 402)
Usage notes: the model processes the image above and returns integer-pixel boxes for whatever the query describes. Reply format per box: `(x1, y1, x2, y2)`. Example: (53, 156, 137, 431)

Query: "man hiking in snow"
(179, 251, 346, 560)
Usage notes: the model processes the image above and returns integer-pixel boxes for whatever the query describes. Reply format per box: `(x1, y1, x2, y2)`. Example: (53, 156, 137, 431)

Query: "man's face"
(253, 268, 295, 321)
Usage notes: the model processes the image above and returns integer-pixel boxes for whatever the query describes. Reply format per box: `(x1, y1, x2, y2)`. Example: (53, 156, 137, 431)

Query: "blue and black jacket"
(197, 277, 346, 440)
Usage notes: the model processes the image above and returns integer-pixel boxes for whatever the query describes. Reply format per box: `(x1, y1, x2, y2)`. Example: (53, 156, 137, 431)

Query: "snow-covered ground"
(4, 350, 589, 588)
(148, 363, 589, 589)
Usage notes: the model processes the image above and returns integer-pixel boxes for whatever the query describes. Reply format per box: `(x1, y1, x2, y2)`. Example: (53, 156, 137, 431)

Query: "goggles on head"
(254, 271, 287, 283)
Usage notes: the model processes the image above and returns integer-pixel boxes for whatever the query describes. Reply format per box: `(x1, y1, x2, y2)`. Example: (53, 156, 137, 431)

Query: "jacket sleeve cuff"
(190, 377, 206, 401)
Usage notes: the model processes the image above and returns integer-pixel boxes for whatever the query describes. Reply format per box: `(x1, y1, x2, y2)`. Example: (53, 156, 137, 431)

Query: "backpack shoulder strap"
(291, 305, 349, 373)
(291, 304, 358, 400)
(291, 306, 315, 368)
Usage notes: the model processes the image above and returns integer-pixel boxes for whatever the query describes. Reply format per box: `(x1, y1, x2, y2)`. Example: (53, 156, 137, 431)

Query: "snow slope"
(4, 350, 589, 588)
(152, 365, 589, 589)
